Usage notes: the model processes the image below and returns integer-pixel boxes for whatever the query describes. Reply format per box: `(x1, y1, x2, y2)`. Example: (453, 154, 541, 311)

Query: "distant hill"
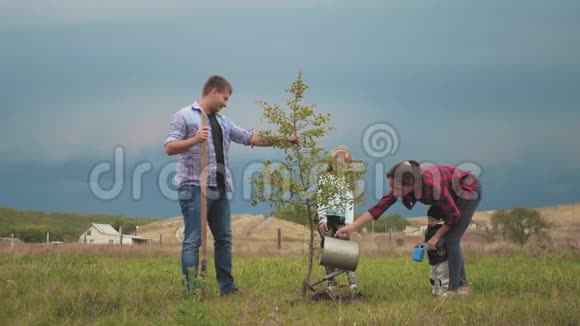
(406, 203, 580, 227)
(2, 202, 578, 244)
(139, 203, 580, 247)
(138, 214, 308, 245)
(135, 213, 313, 255)
(0, 206, 160, 242)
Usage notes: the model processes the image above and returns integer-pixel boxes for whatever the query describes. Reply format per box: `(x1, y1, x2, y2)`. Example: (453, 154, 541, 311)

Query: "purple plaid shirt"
(368, 165, 478, 226)
(164, 101, 253, 192)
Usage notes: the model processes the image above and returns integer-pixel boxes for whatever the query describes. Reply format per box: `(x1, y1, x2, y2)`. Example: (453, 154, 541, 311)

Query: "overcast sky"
(1, 0, 578, 218)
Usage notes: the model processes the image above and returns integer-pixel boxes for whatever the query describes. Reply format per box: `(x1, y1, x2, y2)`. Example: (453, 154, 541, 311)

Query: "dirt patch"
(311, 291, 367, 303)
(287, 285, 368, 306)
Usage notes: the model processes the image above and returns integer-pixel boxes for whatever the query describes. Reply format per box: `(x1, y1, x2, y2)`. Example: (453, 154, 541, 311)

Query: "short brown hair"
(202, 75, 233, 96)
(387, 160, 422, 186)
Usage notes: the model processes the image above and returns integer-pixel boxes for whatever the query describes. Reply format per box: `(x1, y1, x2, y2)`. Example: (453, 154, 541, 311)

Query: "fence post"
(46, 232, 50, 246)
(277, 228, 282, 254)
(159, 234, 162, 247)
(10, 233, 14, 249)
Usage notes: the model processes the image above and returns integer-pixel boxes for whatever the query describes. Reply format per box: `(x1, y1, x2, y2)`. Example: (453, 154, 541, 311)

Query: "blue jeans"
(443, 181, 482, 291)
(178, 185, 236, 292)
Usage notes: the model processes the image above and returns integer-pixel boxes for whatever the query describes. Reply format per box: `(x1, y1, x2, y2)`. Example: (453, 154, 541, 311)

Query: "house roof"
(81, 224, 149, 241)
(0, 237, 23, 244)
(92, 223, 120, 236)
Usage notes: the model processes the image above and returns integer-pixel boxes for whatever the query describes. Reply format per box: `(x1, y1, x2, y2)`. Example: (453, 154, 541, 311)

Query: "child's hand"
(425, 238, 438, 250)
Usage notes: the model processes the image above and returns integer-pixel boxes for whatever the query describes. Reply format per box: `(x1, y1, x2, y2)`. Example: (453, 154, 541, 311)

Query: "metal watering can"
(307, 236, 360, 291)
(320, 236, 360, 271)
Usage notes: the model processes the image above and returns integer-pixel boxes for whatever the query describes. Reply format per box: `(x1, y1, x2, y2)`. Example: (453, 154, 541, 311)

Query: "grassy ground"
(1, 251, 579, 325)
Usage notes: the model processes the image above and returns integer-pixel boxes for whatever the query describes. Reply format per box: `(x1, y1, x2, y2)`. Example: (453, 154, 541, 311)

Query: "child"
(317, 146, 358, 291)
(425, 215, 449, 297)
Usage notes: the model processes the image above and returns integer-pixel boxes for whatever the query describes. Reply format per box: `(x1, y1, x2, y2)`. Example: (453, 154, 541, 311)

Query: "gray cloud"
(1, 0, 579, 216)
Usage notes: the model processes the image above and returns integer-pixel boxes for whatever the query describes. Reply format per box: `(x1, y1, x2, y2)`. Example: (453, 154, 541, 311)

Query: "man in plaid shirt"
(336, 160, 481, 297)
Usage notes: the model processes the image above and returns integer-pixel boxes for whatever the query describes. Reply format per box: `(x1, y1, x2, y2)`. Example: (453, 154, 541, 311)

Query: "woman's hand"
(335, 211, 374, 239)
(425, 237, 438, 250)
(334, 225, 353, 239)
(319, 222, 328, 233)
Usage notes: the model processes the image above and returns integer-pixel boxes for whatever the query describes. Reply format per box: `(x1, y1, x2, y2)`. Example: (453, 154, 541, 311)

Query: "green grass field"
(1, 251, 579, 325)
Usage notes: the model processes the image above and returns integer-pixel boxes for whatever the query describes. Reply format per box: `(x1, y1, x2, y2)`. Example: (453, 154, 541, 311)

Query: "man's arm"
(334, 191, 397, 238)
(250, 134, 299, 147)
(367, 191, 398, 220)
(250, 133, 274, 147)
(226, 117, 299, 147)
(164, 126, 209, 156)
(334, 211, 374, 238)
(425, 187, 459, 249)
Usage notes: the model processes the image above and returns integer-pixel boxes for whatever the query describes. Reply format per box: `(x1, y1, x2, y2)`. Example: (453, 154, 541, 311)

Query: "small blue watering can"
(412, 244, 429, 262)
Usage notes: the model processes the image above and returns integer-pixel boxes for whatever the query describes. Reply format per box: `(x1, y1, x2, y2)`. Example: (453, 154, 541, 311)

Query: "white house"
(0, 237, 23, 246)
(403, 225, 427, 236)
(78, 223, 149, 245)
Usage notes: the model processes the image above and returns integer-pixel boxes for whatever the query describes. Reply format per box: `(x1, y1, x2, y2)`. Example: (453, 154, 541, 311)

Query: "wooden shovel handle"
(200, 113, 208, 278)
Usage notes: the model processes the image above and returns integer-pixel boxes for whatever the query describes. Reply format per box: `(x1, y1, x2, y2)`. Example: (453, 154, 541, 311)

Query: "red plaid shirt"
(368, 165, 479, 226)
